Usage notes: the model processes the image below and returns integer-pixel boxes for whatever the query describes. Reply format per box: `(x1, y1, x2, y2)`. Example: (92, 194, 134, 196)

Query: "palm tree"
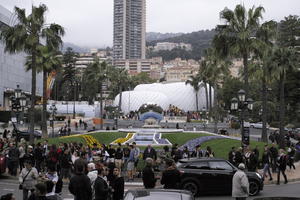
(203, 48, 230, 133)
(250, 20, 277, 142)
(185, 75, 201, 111)
(26, 46, 62, 138)
(271, 47, 298, 148)
(215, 4, 264, 97)
(84, 59, 107, 129)
(0, 5, 64, 143)
(107, 67, 130, 112)
(198, 61, 209, 110)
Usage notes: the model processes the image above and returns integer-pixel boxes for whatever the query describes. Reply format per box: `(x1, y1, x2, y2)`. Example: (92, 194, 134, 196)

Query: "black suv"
(177, 158, 263, 196)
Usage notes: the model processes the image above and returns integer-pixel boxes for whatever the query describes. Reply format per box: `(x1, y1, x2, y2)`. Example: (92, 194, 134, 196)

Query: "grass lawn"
(201, 138, 267, 160)
(162, 132, 211, 146)
(39, 132, 128, 145)
(92, 132, 127, 145)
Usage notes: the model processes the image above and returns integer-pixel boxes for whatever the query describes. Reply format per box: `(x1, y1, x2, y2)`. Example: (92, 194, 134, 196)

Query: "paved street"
(1, 175, 300, 200)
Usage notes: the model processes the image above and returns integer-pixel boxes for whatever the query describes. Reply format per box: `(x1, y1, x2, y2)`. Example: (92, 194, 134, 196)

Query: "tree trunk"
(100, 81, 103, 130)
(42, 70, 48, 139)
(213, 84, 218, 134)
(29, 46, 37, 145)
(204, 82, 209, 111)
(73, 81, 76, 119)
(243, 52, 249, 98)
(209, 84, 212, 111)
(118, 85, 122, 111)
(261, 70, 268, 143)
(195, 92, 199, 111)
(279, 73, 286, 148)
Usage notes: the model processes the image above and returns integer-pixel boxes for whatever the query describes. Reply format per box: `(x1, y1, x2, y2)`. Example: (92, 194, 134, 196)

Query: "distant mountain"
(61, 42, 90, 53)
(147, 29, 216, 61)
(146, 32, 184, 42)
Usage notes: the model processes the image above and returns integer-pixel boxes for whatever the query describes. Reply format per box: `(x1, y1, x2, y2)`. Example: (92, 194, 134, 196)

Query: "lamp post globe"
(231, 97, 238, 111)
(14, 85, 22, 99)
(247, 98, 253, 111)
(238, 89, 246, 102)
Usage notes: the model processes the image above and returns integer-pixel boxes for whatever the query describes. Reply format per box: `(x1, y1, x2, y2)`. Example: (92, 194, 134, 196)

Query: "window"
(185, 162, 209, 169)
(209, 161, 233, 170)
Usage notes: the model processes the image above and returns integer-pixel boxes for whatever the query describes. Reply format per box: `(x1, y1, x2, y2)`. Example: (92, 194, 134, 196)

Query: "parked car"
(124, 189, 194, 200)
(0, 152, 6, 175)
(14, 129, 42, 141)
(177, 158, 263, 196)
(244, 122, 269, 129)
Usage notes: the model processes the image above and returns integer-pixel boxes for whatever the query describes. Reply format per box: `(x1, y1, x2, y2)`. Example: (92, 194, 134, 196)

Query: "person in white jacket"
(232, 163, 249, 200)
(19, 160, 39, 200)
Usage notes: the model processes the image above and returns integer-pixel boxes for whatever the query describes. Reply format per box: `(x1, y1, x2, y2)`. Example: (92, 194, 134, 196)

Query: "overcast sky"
(0, 0, 299, 48)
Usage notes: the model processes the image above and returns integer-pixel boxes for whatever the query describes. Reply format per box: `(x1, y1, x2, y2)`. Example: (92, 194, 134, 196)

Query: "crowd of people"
(228, 143, 299, 184)
(0, 130, 300, 200)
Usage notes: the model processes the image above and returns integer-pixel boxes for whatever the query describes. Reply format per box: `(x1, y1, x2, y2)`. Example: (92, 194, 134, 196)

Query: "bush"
(231, 121, 240, 129)
(270, 121, 280, 128)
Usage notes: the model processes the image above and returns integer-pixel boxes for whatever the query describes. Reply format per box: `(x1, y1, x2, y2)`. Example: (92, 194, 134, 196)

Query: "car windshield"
(134, 192, 189, 200)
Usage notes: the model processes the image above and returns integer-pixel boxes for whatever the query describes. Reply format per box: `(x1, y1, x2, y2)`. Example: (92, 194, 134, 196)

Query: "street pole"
(240, 108, 244, 147)
(231, 90, 253, 148)
(51, 119, 54, 138)
(73, 81, 76, 119)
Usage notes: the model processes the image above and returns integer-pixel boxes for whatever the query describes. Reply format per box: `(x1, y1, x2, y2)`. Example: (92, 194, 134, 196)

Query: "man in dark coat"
(269, 143, 278, 173)
(142, 158, 157, 189)
(110, 168, 124, 200)
(7, 142, 19, 176)
(161, 159, 181, 189)
(277, 149, 288, 185)
(143, 145, 157, 160)
(228, 147, 236, 165)
(94, 166, 109, 200)
(234, 147, 244, 167)
(68, 159, 92, 200)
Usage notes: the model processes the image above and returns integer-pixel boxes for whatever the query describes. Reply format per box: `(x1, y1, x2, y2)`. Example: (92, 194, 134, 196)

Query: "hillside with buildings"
(147, 29, 215, 61)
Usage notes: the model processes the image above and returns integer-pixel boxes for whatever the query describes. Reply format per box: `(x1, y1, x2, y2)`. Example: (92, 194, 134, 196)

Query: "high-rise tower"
(113, 0, 146, 60)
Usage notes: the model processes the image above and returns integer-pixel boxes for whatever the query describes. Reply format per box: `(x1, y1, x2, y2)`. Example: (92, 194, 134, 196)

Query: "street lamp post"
(9, 85, 27, 146)
(49, 103, 57, 138)
(231, 89, 253, 147)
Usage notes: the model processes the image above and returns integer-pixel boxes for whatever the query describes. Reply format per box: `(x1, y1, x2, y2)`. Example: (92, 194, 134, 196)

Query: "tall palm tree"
(271, 47, 298, 148)
(216, 4, 264, 97)
(84, 59, 107, 129)
(185, 75, 201, 111)
(251, 20, 277, 142)
(199, 61, 210, 110)
(0, 5, 64, 143)
(26, 46, 62, 138)
(108, 68, 130, 112)
(203, 48, 230, 133)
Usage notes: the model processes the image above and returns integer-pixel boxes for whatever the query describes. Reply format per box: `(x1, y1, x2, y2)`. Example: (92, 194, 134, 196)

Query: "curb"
(265, 178, 300, 185)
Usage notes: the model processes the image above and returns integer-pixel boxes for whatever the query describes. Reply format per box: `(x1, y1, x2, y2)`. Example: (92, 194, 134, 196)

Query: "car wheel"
(250, 125, 254, 128)
(182, 180, 199, 196)
(249, 180, 260, 196)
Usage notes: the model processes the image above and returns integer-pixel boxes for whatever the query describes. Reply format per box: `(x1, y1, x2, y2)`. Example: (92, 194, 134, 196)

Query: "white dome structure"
(114, 91, 169, 113)
(114, 82, 212, 114)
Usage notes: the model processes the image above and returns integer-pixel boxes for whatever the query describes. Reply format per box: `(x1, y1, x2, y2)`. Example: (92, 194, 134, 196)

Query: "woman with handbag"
(19, 160, 39, 200)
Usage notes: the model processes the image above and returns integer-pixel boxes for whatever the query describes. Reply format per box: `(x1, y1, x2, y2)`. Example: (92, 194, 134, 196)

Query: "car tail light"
(180, 170, 185, 174)
(0, 157, 4, 161)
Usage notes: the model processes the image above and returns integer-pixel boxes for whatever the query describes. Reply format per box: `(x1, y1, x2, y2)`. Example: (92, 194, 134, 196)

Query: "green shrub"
(231, 121, 240, 129)
(270, 121, 280, 128)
